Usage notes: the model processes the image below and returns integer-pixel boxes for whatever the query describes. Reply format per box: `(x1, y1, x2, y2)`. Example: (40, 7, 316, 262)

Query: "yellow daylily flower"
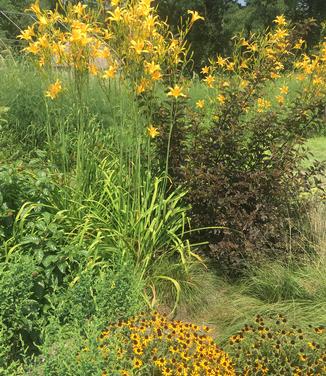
(239, 80, 249, 89)
(187, 10, 204, 24)
(217, 94, 226, 105)
(131, 39, 146, 55)
(280, 85, 289, 95)
(39, 56, 45, 67)
(147, 125, 160, 138)
(248, 43, 258, 52)
(136, 79, 149, 95)
(73, 2, 87, 16)
(144, 61, 161, 75)
(273, 15, 287, 27)
(240, 60, 249, 69)
(271, 72, 280, 79)
(45, 79, 62, 100)
(18, 25, 35, 41)
(107, 7, 125, 22)
(313, 76, 323, 85)
(103, 65, 118, 79)
(24, 42, 40, 54)
(217, 56, 227, 67)
(88, 63, 98, 76)
(257, 98, 271, 112)
(204, 75, 215, 88)
(293, 38, 305, 49)
(151, 71, 162, 81)
(30, 1, 41, 15)
(226, 62, 235, 71)
(196, 99, 205, 109)
(201, 65, 210, 75)
(276, 95, 285, 105)
(167, 85, 186, 98)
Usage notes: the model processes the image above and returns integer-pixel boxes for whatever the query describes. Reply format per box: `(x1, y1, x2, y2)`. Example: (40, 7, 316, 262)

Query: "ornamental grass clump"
(96, 311, 235, 375)
(226, 314, 326, 376)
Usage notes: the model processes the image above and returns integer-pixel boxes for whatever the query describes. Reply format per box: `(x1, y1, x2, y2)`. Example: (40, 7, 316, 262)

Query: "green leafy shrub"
(0, 161, 54, 244)
(28, 321, 110, 376)
(0, 255, 44, 370)
(0, 161, 83, 292)
(29, 270, 144, 375)
(50, 263, 144, 326)
(0, 255, 143, 373)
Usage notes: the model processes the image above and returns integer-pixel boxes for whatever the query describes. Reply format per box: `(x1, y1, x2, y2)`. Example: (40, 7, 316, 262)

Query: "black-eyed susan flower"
(132, 357, 143, 368)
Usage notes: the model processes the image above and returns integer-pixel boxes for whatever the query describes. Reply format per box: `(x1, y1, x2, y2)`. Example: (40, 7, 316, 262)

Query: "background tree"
(0, 1, 31, 44)
(157, 0, 326, 67)
(1, 0, 326, 60)
(0, 1, 53, 47)
(156, 0, 242, 69)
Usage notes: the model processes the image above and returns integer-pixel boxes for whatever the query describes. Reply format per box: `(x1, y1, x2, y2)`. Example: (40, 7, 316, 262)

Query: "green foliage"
(156, 0, 326, 67)
(27, 264, 145, 376)
(28, 321, 112, 376)
(0, 1, 32, 44)
(0, 52, 198, 307)
(50, 265, 144, 326)
(0, 255, 43, 369)
(0, 248, 144, 372)
(0, 161, 55, 244)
